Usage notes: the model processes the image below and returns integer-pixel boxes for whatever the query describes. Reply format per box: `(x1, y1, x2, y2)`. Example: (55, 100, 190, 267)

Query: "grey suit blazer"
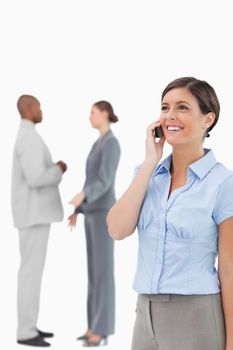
(11, 120, 64, 229)
(75, 130, 120, 214)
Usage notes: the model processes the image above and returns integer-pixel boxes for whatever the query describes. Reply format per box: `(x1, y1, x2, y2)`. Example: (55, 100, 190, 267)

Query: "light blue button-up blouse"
(133, 149, 233, 295)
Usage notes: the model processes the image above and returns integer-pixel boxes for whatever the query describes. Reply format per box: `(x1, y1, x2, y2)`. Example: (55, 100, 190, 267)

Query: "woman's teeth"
(167, 126, 182, 131)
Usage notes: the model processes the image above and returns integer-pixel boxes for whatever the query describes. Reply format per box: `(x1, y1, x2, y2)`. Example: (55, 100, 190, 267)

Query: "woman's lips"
(166, 125, 184, 133)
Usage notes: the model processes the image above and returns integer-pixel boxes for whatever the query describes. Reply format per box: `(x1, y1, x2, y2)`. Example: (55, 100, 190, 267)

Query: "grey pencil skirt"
(131, 293, 226, 350)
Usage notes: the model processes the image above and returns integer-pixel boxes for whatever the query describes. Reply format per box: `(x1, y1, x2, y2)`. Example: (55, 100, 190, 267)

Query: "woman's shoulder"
(212, 161, 233, 181)
(101, 130, 120, 148)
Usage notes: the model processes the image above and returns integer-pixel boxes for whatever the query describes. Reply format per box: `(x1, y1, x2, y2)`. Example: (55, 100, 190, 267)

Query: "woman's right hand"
(68, 212, 78, 231)
(145, 121, 165, 166)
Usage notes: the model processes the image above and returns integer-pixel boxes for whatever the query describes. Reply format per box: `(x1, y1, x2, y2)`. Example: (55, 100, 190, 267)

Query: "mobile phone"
(155, 126, 164, 138)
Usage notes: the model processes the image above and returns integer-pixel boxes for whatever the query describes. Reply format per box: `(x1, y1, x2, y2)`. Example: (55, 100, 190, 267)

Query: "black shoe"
(83, 336, 108, 347)
(17, 335, 51, 347)
(77, 334, 88, 341)
(37, 329, 54, 338)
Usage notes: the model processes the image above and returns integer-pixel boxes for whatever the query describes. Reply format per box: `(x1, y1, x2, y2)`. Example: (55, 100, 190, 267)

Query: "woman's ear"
(205, 112, 216, 130)
(101, 110, 109, 121)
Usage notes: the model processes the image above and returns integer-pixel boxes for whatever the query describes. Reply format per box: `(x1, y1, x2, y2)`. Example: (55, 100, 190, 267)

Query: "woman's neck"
(171, 143, 205, 175)
(98, 124, 110, 137)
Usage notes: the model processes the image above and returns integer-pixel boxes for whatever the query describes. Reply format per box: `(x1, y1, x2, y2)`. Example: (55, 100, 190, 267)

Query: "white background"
(0, 0, 233, 349)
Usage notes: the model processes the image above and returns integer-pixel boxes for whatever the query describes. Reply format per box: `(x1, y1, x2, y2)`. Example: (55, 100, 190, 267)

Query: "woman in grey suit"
(68, 101, 121, 347)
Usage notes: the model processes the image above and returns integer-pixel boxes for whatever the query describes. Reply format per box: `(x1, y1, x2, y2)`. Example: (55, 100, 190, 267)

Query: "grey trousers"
(131, 293, 226, 350)
(17, 224, 50, 340)
(84, 210, 115, 336)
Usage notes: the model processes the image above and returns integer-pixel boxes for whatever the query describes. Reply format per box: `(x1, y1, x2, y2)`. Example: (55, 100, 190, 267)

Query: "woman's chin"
(165, 136, 187, 147)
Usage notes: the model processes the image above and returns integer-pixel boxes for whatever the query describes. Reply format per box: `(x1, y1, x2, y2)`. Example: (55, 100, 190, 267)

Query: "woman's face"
(159, 87, 215, 147)
(89, 105, 108, 129)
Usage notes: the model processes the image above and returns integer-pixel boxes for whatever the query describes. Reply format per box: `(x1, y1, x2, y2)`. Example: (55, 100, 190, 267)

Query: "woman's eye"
(179, 105, 188, 110)
(161, 106, 168, 111)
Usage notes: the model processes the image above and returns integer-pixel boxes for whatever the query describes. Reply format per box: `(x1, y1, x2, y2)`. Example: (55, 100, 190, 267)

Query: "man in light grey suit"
(11, 95, 67, 347)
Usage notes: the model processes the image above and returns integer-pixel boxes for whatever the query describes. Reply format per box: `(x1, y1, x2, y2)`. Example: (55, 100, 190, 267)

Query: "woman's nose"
(168, 115, 176, 121)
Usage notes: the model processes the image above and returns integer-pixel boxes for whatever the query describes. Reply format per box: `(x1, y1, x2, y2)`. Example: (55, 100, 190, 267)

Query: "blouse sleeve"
(213, 175, 233, 225)
(83, 137, 120, 204)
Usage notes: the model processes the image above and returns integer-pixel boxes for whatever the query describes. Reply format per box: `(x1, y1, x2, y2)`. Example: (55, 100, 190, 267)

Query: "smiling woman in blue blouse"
(107, 77, 233, 350)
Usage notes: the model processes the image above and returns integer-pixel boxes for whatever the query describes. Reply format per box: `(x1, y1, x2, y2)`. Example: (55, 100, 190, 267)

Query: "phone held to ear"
(155, 126, 164, 138)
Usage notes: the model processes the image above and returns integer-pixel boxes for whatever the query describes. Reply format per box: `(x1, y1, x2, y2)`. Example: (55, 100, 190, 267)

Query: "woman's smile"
(166, 124, 184, 134)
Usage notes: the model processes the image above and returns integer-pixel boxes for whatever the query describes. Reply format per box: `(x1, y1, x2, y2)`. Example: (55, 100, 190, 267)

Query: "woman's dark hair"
(93, 100, 119, 123)
(161, 77, 220, 137)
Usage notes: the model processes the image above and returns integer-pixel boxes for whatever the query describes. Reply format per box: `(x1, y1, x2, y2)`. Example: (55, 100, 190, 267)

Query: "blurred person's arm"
(69, 137, 120, 210)
(19, 131, 65, 188)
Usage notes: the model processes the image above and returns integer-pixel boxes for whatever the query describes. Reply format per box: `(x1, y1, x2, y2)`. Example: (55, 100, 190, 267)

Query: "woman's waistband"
(139, 292, 221, 303)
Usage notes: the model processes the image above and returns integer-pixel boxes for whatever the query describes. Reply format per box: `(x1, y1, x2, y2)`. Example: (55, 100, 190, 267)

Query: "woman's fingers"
(159, 136, 166, 146)
(67, 221, 72, 231)
(69, 198, 79, 206)
(69, 197, 76, 204)
(146, 121, 164, 141)
(146, 121, 161, 136)
(68, 193, 78, 204)
(67, 214, 77, 231)
(68, 222, 75, 231)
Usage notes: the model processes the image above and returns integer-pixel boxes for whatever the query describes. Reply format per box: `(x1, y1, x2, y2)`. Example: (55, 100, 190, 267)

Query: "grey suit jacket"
(11, 120, 64, 229)
(75, 130, 120, 214)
